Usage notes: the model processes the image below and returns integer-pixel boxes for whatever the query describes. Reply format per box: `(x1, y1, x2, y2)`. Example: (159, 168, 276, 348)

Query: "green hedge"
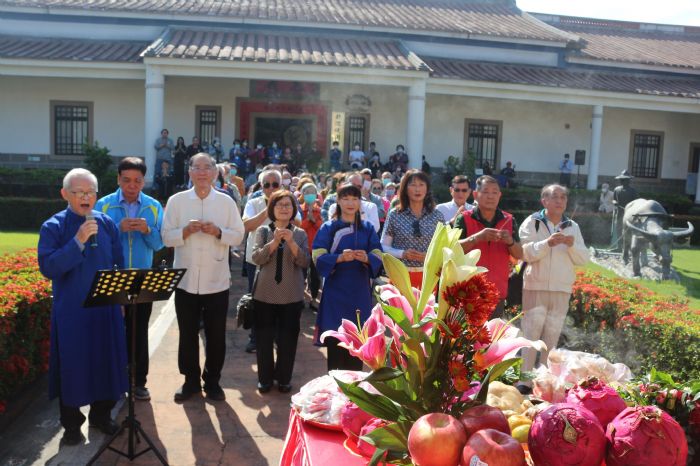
(0, 198, 67, 230)
(0, 167, 118, 199)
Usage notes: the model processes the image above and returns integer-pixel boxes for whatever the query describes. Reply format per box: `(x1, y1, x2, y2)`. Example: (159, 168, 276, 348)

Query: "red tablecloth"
(280, 410, 368, 466)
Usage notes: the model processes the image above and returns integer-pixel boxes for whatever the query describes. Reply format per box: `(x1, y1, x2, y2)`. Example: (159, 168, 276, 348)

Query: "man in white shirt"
(436, 175, 473, 225)
(348, 144, 365, 169)
(327, 173, 380, 232)
(162, 153, 244, 402)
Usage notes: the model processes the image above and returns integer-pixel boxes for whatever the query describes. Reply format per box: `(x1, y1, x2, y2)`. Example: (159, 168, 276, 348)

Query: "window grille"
(54, 104, 89, 155)
(467, 122, 499, 170)
(631, 133, 661, 178)
(347, 116, 367, 153)
(198, 109, 219, 147)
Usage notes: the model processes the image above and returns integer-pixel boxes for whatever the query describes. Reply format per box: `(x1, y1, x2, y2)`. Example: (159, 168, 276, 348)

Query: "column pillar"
(144, 65, 164, 185)
(406, 80, 426, 169)
(587, 105, 604, 190)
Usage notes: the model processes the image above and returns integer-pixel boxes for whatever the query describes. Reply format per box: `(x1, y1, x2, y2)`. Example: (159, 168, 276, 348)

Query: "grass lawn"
(0, 230, 39, 256)
(585, 247, 700, 310)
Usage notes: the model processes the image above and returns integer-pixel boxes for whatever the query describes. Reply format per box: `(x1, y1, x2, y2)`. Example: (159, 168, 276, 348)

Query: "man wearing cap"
(611, 170, 639, 250)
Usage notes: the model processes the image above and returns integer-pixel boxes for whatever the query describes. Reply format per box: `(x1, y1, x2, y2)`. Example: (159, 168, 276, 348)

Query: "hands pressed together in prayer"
(337, 249, 369, 264)
(403, 248, 426, 262)
(547, 231, 574, 247)
(183, 219, 221, 240)
(476, 227, 515, 246)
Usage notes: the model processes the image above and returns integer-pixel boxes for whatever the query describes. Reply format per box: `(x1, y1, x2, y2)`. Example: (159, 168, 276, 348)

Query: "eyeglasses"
(190, 166, 214, 172)
(275, 203, 293, 209)
(412, 219, 422, 237)
(263, 182, 280, 189)
(70, 190, 98, 198)
(453, 188, 470, 193)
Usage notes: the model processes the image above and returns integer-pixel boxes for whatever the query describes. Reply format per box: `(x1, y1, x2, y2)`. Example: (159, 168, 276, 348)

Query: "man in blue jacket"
(96, 157, 164, 401)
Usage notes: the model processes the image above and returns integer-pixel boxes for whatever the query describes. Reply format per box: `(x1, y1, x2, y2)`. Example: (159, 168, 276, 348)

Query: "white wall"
(320, 83, 408, 157)
(162, 76, 250, 148)
(424, 94, 700, 179)
(600, 108, 700, 179)
(424, 94, 591, 172)
(0, 76, 144, 156)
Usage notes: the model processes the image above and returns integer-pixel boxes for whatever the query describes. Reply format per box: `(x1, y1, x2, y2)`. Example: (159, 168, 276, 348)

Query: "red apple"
(408, 413, 468, 466)
(459, 404, 510, 439)
(461, 429, 526, 466)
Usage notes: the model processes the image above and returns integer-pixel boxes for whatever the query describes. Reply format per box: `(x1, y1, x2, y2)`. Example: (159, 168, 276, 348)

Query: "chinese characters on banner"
(331, 111, 345, 151)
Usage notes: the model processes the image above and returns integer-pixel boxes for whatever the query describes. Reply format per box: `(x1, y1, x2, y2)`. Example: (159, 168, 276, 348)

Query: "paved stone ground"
(0, 255, 329, 466)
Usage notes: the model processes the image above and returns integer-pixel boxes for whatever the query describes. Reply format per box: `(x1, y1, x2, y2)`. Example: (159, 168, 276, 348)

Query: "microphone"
(85, 214, 98, 248)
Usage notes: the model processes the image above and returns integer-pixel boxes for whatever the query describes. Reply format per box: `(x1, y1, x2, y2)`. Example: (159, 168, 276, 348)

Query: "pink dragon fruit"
(356, 418, 388, 457)
(340, 401, 374, 440)
(528, 403, 606, 466)
(565, 377, 628, 427)
(606, 405, 688, 466)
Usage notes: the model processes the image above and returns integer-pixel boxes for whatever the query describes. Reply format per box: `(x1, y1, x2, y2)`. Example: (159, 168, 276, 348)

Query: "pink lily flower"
(473, 318, 547, 372)
(379, 284, 436, 334)
(320, 307, 387, 370)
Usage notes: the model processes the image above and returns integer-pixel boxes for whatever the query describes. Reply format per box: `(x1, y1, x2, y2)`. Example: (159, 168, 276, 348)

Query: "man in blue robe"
(38, 168, 128, 446)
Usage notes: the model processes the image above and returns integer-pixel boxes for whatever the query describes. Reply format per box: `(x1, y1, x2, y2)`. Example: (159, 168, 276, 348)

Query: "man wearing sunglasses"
(436, 175, 473, 225)
(241, 169, 301, 352)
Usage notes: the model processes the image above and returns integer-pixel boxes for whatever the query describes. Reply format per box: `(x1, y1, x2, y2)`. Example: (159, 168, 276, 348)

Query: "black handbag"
(236, 228, 266, 329)
(506, 262, 526, 307)
(236, 292, 255, 329)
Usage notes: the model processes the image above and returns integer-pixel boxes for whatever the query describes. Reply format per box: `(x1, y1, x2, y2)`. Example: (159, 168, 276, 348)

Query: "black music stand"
(84, 266, 185, 465)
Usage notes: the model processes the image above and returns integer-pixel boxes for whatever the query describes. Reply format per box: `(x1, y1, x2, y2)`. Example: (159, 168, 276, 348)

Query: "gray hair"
(541, 183, 569, 199)
(259, 169, 282, 184)
(63, 168, 98, 191)
(188, 152, 216, 167)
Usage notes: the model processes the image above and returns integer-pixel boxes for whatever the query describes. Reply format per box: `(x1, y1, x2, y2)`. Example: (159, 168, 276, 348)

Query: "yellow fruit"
(508, 414, 532, 431)
(511, 424, 531, 443)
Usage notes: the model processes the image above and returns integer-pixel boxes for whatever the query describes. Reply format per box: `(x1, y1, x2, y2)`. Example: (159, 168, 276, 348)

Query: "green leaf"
(650, 367, 675, 386)
(368, 448, 387, 466)
(381, 302, 418, 339)
(363, 421, 411, 452)
(365, 367, 404, 383)
(402, 339, 427, 380)
(475, 358, 520, 404)
(335, 378, 403, 422)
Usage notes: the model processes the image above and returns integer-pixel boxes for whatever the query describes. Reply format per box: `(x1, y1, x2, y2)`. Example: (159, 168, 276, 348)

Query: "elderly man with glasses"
(38, 168, 128, 445)
(162, 153, 244, 402)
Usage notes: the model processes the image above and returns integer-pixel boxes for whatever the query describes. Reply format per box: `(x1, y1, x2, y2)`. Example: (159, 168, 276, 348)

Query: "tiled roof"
(144, 29, 429, 71)
(0, 0, 575, 43)
(427, 58, 700, 99)
(533, 14, 700, 70)
(0, 35, 147, 62)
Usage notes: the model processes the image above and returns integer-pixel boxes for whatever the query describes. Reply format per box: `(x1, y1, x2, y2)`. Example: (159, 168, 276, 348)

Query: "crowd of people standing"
(37, 130, 589, 446)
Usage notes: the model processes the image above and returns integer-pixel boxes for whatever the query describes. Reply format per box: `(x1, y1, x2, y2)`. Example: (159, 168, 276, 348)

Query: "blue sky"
(517, 0, 700, 27)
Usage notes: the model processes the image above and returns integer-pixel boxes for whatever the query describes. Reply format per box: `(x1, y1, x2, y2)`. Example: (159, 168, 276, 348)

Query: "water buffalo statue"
(622, 199, 694, 279)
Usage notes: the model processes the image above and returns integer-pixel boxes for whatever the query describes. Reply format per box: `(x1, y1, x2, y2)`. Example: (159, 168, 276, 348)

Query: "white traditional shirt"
(162, 188, 244, 294)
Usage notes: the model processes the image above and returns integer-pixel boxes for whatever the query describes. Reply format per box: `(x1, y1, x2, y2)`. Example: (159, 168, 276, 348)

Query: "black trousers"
(325, 336, 364, 372)
(253, 300, 303, 386)
(124, 302, 152, 387)
(174, 289, 229, 389)
(60, 398, 115, 431)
